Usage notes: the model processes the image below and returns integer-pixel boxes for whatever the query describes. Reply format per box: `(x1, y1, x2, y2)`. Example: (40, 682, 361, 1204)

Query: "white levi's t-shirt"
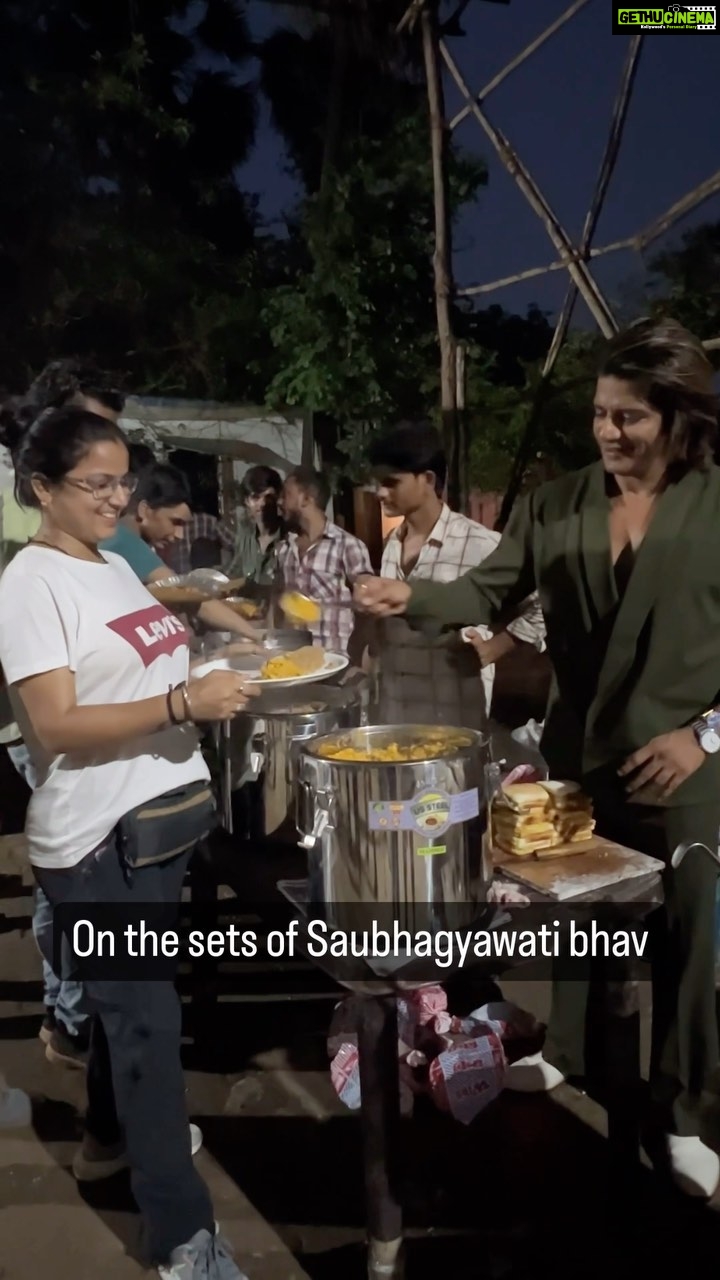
(0, 546, 210, 869)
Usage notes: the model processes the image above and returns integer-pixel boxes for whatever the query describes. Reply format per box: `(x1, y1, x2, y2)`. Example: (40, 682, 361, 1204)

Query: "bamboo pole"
(422, 4, 459, 507)
(457, 239, 634, 297)
(450, 0, 592, 130)
(540, 35, 643, 377)
(635, 169, 720, 250)
(458, 170, 720, 297)
(498, 36, 644, 528)
(455, 343, 468, 513)
(439, 39, 617, 338)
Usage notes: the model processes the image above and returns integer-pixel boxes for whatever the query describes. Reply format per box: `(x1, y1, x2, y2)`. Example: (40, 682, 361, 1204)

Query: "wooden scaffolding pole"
(439, 39, 617, 338)
(449, 0, 592, 129)
(459, 169, 720, 297)
(421, 2, 460, 507)
(498, 35, 644, 526)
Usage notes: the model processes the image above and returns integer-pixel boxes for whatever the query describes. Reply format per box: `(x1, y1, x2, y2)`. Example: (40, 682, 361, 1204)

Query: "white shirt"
(381, 503, 546, 714)
(0, 546, 209, 869)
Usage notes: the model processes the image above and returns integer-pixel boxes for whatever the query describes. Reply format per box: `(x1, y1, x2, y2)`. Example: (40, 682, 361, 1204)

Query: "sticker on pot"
(368, 788, 479, 837)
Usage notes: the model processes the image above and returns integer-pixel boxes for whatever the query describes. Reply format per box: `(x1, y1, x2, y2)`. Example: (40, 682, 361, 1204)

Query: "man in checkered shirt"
(367, 422, 545, 728)
(278, 467, 373, 655)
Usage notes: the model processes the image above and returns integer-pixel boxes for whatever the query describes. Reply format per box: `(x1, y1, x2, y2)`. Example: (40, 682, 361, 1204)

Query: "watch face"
(701, 729, 720, 754)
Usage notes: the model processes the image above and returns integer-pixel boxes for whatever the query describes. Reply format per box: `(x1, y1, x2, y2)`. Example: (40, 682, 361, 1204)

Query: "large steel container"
(249, 683, 367, 839)
(297, 724, 491, 931)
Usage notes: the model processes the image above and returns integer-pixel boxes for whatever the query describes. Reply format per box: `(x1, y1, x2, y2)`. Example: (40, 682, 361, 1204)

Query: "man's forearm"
(198, 599, 259, 641)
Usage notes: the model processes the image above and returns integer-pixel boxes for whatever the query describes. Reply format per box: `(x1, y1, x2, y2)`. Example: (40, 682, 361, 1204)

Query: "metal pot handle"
(297, 785, 333, 851)
(295, 778, 314, 838)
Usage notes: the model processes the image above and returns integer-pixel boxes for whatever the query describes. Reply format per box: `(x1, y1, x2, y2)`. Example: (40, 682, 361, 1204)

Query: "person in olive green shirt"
(226, 465, 285, 587)
(356, 318, 720, 1199)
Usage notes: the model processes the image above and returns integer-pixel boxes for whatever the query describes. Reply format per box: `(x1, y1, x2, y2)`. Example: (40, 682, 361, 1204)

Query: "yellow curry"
(280, 591, 321, 624)
(261, 646, 326, 680)
(318, 733, 472, 762)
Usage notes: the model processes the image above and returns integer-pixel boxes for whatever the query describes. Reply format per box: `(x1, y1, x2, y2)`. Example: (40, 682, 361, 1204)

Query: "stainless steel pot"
(249, 682, 367, 839)
(202, 634, 342, 834)
(297, 724, 491, 931)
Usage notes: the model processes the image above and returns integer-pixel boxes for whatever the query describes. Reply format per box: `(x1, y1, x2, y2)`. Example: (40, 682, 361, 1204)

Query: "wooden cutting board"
(494, 838, 664, 901)
(491, 836, 597, 866)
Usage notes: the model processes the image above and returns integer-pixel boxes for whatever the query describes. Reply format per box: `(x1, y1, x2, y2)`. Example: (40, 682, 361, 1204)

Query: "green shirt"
(405, 461, 720, 808)
(226, 522, 283, 585)
(100, 524, 165, 582)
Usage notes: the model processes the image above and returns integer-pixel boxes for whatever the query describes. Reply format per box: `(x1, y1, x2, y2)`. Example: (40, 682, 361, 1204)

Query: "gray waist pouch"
(116, 781, 217, 873)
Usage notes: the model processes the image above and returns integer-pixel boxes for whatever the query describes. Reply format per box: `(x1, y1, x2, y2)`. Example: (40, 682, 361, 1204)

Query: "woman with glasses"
(0, 403, 256, 1280)
(0, 361, 126, 1071)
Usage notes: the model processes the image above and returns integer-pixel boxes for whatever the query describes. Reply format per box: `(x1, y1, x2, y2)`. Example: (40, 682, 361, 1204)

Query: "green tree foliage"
(646, 222, 720, 360)
(258, 112, 486, 418)
(0, 0, 258, 393)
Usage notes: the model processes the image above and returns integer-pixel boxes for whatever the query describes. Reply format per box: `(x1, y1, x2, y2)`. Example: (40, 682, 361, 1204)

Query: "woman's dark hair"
(0, 405, 128, 508)
(130, 463, 191, 512)
(367, 421, 447, 492)
(25, 358, 126, 418)
(598, 317, 718, 472)
(240, 464, 282, 499)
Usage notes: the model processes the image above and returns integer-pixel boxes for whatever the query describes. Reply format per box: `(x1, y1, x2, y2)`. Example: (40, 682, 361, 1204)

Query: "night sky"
(237, 0, 719, 325)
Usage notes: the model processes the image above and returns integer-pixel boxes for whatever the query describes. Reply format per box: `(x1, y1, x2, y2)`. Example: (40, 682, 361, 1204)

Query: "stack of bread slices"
(492, 780, 595, 859)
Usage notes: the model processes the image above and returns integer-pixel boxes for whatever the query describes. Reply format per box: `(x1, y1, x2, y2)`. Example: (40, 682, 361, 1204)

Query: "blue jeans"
(7, 743, 90, 1039)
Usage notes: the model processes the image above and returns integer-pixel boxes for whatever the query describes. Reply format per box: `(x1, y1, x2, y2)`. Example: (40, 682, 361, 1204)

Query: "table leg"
(356, 994, 404, 1280)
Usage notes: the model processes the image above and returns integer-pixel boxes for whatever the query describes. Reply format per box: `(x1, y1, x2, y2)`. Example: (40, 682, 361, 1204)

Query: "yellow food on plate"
(280, 591, 321, 624)
(260, 646, 327, 680)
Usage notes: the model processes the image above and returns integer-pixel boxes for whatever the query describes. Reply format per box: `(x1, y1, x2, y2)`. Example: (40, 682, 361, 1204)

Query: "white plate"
(191, 651, 349, 688)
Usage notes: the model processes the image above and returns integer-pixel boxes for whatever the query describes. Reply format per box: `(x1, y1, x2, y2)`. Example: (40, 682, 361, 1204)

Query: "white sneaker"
(666, 1135, 720, 1198)
(504, 1051, 565, 1093)
(0, 1086, 32, 1129)
(158, 1226, 247, 1280)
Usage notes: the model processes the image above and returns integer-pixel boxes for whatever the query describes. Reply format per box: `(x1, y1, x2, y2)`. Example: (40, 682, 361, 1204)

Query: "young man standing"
(226, 465, 285, 586)
(278, 467, 373, 656)
(366, 422, 545, 728)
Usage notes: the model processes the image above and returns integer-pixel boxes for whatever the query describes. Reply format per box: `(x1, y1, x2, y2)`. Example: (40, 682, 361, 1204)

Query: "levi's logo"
(106, 605, 188, 666)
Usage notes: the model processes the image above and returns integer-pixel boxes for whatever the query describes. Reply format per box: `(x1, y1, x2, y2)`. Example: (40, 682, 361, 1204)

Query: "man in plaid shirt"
(367, 422, 545, 728)
(278, 467, 373, 654)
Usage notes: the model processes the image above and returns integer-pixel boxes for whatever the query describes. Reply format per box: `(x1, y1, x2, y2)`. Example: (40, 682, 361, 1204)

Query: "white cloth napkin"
(461, 625, 496, 717)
